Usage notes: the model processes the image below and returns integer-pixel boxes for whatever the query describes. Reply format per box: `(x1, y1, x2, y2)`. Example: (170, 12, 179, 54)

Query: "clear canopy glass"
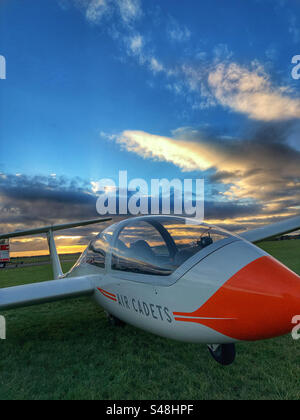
(87, 216, 235, 276)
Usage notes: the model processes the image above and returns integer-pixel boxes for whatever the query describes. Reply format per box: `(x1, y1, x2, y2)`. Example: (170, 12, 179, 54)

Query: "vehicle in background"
(0, 238, 10, 268)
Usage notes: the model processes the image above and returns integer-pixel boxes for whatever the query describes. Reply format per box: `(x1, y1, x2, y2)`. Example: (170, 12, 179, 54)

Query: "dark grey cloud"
(0, 172, 265, 235)
(198, 122, 300, 215)
(204, 200, 262, 220)
(0, 174, 113, 235)
(1, 121, 300, 257)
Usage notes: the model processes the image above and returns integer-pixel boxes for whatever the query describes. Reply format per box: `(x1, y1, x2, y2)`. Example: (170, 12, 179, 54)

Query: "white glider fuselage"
(1, 214, 300, 365)
(65, 216, 300, 345)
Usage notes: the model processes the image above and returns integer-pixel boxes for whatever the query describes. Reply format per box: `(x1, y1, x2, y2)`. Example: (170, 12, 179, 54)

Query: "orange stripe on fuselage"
(174, 256, 300, 341)
(97, 288, 117, 302)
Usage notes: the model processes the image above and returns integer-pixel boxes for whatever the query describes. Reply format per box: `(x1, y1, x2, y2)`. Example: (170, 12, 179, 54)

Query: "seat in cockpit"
(129, 240, 156, 262)
(116, 238, 128, 252)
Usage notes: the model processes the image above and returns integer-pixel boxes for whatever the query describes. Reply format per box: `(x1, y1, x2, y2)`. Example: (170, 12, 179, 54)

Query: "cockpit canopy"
(85, 216, 238, 277)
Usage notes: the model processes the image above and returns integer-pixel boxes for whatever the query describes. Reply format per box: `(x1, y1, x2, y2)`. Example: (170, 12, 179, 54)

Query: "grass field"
(9, 253, 81, 265)
(0, 241, 299, 400)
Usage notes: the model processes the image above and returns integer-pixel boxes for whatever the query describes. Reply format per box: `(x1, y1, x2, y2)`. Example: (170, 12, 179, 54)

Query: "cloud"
(0, 172, 260, 255)
(70, 0, 141, 25)
(265, 45, 278, 61)
(204, 200, 263, 226)
(167, 17, 191, 43)
(208, 61, 300, 121)
(0, 174, 116, 256)
(129, 34, 143, 55)
(128, 36, 300, 121)
(125, 33, 167, 75)
(3, 122, 300, 255)
(289, 14, 300, 44)
(112, 123, 300, 219)
(124, 36, 300, 122)
(149, 57, 164, 73)
(60, 1, 300, 122)
(85, 0, 108, 23)
(116, 130, 212, 171)
(118, 0, 142, 24)
(0, 174, 110, 230)
(212, 44, 233, 62)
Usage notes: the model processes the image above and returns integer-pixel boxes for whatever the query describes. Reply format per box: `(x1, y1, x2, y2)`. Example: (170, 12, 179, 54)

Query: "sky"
(0, 0, 300, 256)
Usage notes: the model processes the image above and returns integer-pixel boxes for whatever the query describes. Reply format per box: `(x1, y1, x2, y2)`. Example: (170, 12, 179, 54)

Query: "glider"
(0, 214, 300, 366)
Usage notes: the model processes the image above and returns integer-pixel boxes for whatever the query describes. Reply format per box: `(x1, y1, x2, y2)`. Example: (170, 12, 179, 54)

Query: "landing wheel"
(106, 312, 125, 327)
(207, 344, 236, 366)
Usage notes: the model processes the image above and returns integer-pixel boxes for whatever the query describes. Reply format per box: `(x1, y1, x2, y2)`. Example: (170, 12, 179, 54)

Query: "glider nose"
(232, 255, 300, 340)
(200, 254, 300, 341)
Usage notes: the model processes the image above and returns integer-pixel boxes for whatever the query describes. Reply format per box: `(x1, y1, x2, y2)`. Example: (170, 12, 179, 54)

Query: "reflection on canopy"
(110, 217, 232, 276)
(85, 216, 235, 275)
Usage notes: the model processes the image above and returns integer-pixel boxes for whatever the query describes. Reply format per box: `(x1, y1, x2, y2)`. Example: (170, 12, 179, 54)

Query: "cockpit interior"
(85, 216, 234, 276)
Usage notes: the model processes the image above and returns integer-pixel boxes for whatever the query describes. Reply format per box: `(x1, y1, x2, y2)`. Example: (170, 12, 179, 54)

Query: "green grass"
(9, 253, 80, 265)
(0, 243, 299, 400)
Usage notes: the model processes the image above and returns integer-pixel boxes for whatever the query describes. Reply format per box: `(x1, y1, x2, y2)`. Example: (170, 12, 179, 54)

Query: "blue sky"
(1, 0, 300, 254)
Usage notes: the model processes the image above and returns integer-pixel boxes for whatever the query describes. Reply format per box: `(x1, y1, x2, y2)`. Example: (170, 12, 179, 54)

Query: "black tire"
(208, 344, 236, 366)
(106, 312, 125, 327)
